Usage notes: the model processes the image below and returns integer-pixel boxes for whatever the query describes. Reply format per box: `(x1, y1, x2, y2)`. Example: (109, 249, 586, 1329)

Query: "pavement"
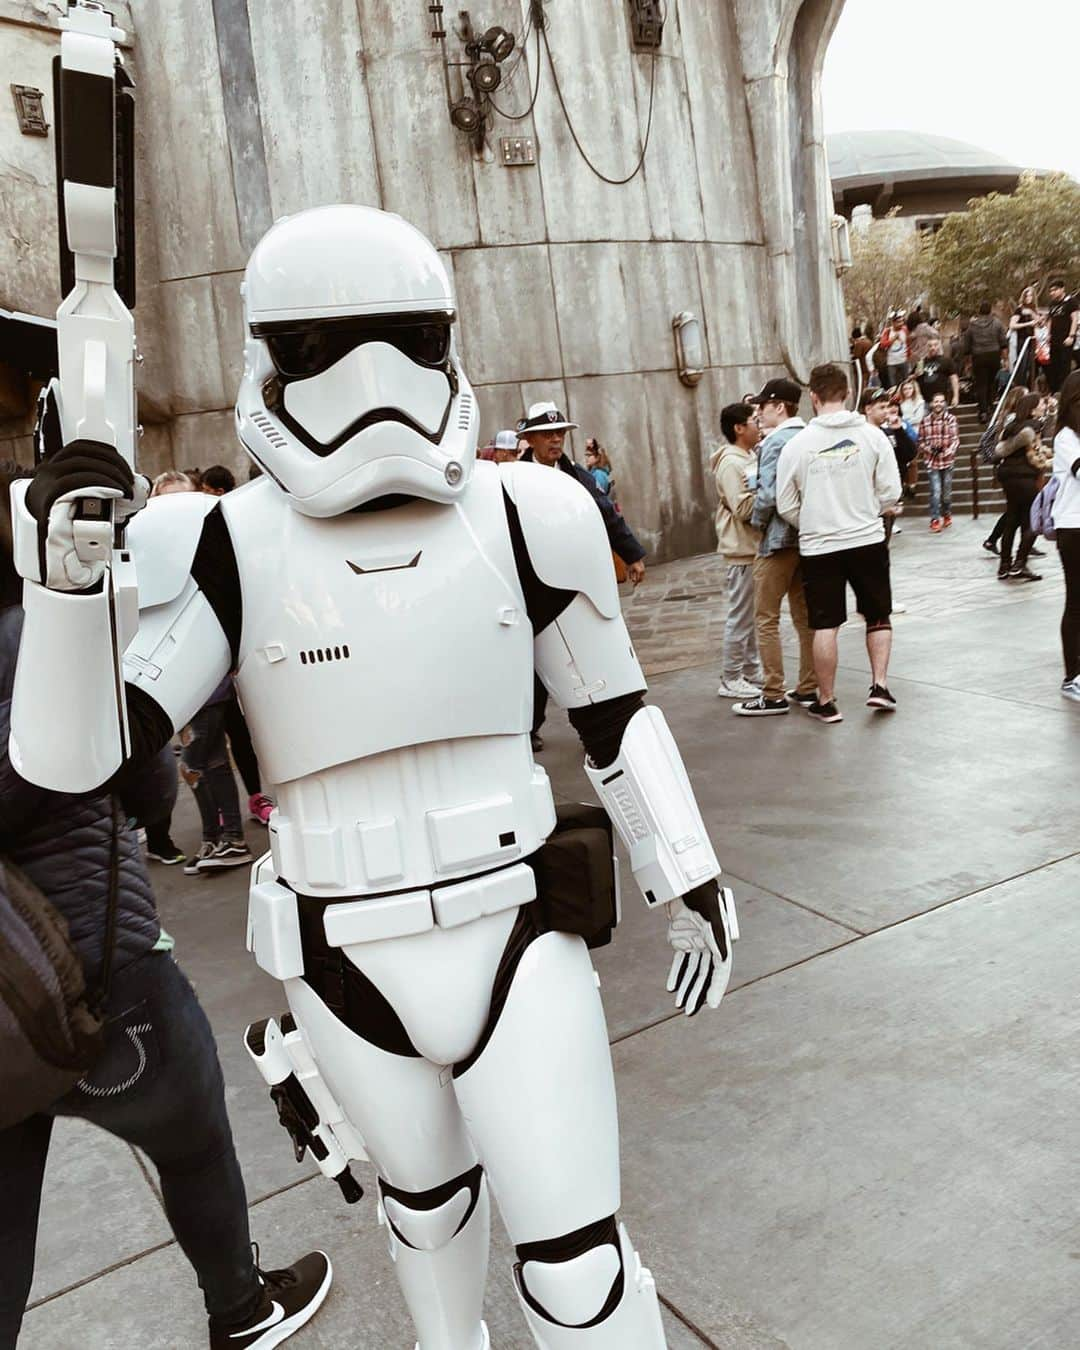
(19, 516, 1080, 1350)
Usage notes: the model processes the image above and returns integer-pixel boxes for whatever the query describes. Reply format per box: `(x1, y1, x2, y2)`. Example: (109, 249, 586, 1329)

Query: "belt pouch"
(532, 803, 617, 949)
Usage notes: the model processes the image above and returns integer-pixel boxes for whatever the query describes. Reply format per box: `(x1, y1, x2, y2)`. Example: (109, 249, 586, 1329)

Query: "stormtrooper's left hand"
(665, 881, 738, 1016)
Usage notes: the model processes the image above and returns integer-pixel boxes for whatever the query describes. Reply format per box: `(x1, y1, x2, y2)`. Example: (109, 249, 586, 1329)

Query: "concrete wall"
(0, 0, 847, 560)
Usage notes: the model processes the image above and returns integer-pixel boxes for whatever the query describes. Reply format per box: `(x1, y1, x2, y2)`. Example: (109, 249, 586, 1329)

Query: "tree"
(924, 172, 1080, 315)
(841, 211, 929, 334)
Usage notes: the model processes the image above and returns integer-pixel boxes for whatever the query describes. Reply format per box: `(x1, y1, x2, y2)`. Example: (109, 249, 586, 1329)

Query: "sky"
(822, 0, 1080, 183)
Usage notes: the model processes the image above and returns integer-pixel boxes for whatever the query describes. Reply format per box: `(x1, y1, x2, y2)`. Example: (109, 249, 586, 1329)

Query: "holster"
(530, 803, 619, 950)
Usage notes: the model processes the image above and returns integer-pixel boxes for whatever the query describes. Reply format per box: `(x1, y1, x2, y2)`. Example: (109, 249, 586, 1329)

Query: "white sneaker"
(892, 601, 907, 614)
(717, 677, 760, 698)
(1061, 678, 1080, 703)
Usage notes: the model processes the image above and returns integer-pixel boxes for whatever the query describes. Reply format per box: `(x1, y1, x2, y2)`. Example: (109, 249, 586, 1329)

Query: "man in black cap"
(733, 377, 817, 718)
(516, 402, 646, 748)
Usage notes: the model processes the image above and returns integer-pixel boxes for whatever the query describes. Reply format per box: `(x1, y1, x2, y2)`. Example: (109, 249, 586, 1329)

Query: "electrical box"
(628, 0, 664, 49)
(500, 136, 536, 166)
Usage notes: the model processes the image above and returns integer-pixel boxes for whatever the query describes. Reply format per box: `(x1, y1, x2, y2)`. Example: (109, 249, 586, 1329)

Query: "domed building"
(828, 130, 1026, 235)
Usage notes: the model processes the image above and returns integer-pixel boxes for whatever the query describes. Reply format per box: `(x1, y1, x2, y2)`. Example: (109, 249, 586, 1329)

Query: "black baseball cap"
(748, 377, 803, 407)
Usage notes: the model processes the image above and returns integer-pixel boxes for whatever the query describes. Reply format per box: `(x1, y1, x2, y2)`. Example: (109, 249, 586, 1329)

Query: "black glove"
(25, 439, 135, 526)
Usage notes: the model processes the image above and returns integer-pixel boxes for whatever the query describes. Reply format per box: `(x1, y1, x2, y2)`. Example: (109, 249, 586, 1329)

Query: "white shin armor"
(515, 1222, 667, 1349)
(585, 705, 720, 907)
(379, 1169, 491, 1350)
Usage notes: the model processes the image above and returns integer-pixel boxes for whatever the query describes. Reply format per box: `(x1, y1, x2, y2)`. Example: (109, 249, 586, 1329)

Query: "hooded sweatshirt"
(710, 443, 760, 563)
(776, 410, 902, 557)
(966, 313, 1008, 357)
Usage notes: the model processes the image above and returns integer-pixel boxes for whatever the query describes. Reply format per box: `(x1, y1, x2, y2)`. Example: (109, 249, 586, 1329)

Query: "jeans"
(182, 701, 242, 841)
(722, 561, 761, 683)
(885, 361, 909, 389)
(0, 953, 258, 1346)
(752, 549, 816, 701)
(1057, 528, 1080, 681)
(927, 465, 954, 520)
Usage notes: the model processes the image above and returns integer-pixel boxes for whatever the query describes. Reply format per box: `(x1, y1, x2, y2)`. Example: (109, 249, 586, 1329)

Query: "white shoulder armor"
(125, 492, 218, 608)
(500, 462, 620, 619)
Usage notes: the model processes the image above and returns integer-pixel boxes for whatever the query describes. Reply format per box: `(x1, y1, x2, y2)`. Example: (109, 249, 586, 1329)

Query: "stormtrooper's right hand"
(24, 440, 147, 591)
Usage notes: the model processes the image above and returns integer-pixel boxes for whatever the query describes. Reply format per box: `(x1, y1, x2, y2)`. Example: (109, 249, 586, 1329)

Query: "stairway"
(908, 402, 1003, 519)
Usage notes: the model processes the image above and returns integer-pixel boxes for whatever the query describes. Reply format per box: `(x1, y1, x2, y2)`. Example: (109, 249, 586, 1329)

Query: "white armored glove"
(665, 881, 739, 1016)
(23, 440, 148, 591)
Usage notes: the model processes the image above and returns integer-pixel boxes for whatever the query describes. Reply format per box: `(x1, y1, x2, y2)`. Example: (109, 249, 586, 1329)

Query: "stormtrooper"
(12, 203, 738, 1349)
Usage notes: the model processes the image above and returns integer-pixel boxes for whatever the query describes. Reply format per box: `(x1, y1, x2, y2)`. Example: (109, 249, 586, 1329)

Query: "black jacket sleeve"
(566, 462, 647, 564)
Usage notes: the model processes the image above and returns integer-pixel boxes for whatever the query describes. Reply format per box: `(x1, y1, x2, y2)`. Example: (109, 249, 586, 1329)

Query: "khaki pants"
(752, 549, 816, 702)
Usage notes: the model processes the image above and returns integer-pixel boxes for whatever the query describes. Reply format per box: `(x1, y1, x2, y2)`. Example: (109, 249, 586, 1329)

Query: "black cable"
(538, 20, 657, 186)
(488, 19, 542, 121)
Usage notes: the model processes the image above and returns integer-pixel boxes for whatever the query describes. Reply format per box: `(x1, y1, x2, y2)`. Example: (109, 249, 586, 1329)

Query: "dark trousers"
(972, 353, 1000, 418)
(999, 482, 1038, 573)
(1058, 528, 1080, 681)
(1049, 345, 1073, 394)
(988, 511, 1007, 545)
(0, 953, 258, 1346)
(182, 702, 242, 841)
(224, 695, 262, 799)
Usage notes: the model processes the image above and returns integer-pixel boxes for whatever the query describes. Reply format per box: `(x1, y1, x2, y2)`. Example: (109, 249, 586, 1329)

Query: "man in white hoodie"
(777, 363, 902, 724)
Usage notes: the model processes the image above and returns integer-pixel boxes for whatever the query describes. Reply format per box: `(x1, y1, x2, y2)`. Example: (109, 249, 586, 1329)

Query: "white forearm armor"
(585, 705, 721, 907)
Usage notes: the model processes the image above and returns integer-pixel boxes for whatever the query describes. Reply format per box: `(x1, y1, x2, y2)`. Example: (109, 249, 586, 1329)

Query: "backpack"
(1030, 474, 1061, 541)
(0, 811, 118, 1128)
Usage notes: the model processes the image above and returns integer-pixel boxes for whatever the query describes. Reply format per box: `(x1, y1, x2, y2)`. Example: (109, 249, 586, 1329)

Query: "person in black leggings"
(1051, 372, 1080, 696)
(994, 395, 1050, 581)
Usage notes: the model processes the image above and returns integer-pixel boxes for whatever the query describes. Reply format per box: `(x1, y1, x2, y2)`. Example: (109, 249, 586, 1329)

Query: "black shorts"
(800, 541, 892, 631)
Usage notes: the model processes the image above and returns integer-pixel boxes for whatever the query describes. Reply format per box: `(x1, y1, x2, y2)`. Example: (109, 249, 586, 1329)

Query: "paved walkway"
(20, 519, 1079, 1349)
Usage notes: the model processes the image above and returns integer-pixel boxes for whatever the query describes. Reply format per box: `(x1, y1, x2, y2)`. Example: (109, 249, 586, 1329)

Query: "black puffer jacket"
(0, 606, 160, 984)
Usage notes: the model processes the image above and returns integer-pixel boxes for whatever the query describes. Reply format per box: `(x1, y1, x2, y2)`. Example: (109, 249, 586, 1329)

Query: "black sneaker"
(785, 689, 817, 710)
(733, 695, 789, 717)
(184, 841, 217, 875)
(982, 538, 999, 554)
(866, 684, 897, 711)
(209, 1250, 332, 1349)
(807, 699, 843, 723)
(1009, 566, 1042, 582)
(147, 838, 186, 865)
(197, 838, 254, 871)
(1029, 546, 1046, 557)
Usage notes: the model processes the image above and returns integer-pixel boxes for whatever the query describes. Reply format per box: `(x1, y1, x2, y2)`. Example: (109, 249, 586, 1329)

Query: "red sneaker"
(942, 514, 953, 529)
(929, 519, 942, 532)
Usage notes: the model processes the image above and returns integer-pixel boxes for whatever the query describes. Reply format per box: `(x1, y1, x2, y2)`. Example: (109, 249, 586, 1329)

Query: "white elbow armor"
(584, 706, 720, 907)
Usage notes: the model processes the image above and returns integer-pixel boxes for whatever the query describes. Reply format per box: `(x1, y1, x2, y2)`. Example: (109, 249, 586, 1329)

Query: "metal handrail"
(973, 336, 1033, 520)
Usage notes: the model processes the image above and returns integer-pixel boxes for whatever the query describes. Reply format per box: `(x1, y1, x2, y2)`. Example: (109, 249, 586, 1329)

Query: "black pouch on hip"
(531, 803, 618, 950)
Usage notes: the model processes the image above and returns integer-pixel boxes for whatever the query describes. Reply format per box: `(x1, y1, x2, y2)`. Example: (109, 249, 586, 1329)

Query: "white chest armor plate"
(222, 467, 555, 896)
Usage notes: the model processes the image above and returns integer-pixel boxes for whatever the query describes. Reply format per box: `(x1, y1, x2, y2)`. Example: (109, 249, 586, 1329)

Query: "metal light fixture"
(831, 214, 852, 275)
(450, 97, 484, 134)
(482, 25, 515, 62)
(672, 312, 704, 387)
(468, 60, 502, 95)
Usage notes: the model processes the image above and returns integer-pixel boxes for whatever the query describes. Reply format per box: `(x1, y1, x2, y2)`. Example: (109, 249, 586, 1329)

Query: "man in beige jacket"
(711, 402, 764, 698)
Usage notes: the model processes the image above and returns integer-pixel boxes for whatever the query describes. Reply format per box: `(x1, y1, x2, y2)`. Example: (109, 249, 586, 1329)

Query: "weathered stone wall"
(1, 0, 847, 559)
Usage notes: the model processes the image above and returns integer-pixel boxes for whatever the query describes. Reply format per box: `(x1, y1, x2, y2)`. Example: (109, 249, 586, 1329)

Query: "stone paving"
(18, 517, 1080, 1350)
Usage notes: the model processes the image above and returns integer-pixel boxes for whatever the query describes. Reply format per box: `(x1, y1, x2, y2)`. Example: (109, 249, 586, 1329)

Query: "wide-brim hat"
(517, 401, 578, 434)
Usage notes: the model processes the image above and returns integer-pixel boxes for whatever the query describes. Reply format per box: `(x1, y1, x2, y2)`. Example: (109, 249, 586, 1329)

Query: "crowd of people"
(711, 345, 1080, 713)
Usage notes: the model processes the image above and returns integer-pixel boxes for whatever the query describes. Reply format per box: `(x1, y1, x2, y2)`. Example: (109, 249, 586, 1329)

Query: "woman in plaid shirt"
(918, 394, 960, 531)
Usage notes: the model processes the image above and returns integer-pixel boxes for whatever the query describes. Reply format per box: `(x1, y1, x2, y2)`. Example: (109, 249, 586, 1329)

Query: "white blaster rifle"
(10, 1, 140, 786)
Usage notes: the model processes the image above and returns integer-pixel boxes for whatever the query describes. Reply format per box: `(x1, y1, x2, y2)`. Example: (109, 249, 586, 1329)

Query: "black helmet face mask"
(256, 313, 458, 456)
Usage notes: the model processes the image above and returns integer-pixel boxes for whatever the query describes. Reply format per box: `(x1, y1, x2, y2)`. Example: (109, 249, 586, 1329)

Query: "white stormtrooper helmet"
(235, 204, 477, 516)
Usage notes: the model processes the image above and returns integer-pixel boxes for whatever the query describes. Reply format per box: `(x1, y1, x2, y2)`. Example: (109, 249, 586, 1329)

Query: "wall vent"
(299, 644, 351, 666)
